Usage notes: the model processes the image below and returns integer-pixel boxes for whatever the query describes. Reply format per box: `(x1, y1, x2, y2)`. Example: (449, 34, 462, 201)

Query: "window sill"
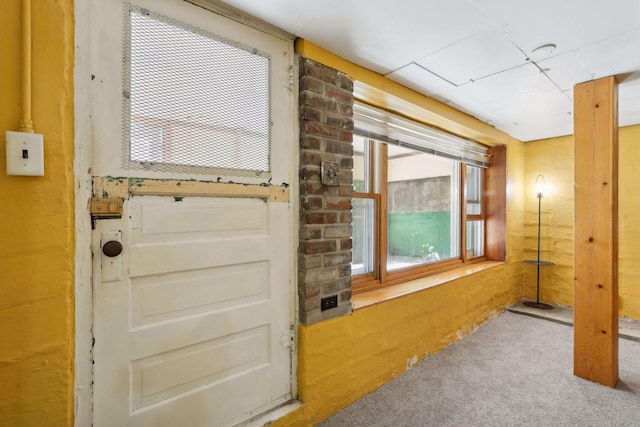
(351, 261, 504, 310)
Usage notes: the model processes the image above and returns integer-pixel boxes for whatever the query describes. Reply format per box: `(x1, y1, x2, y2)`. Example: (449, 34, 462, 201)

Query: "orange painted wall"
(0, 1, 75, 425)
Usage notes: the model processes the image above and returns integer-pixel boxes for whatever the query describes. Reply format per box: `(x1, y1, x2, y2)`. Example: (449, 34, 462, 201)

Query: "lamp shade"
(535, 174, 545, 198)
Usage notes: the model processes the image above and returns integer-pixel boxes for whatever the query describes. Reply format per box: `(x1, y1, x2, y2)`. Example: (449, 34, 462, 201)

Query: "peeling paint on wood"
(91, 177, 290, 202)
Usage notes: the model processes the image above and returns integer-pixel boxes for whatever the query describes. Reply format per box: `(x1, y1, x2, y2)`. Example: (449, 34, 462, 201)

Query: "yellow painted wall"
(272, 40, 525, 426)
(524, 124, 640, 320)
(523, 135, 574, 307)
(618, 125, 640, 319)
(0, 1, 75, 425)
(276, 265, 524, 426)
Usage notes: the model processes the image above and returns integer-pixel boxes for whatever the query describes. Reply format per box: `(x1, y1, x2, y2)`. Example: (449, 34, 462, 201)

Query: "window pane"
(466, 220, 485, 258)
(387, 145, 460, 271)
(466, 165, 482, 215)
(353, 135, 369, 192)
(352, 197, 375, 275)
(129, 10, 269, 172)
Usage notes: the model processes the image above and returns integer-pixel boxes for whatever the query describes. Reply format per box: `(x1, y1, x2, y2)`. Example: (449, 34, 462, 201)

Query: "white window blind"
(353, 102, 488, 167)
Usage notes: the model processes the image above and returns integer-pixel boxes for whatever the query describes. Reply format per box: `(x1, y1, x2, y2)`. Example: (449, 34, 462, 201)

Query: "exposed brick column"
(298, 57, 354, 325)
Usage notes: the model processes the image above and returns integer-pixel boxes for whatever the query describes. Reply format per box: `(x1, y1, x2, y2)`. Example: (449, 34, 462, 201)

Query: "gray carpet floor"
(318, 311, 640, 427)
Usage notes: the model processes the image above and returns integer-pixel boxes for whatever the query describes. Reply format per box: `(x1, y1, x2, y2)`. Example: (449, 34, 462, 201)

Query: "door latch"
(91, 198, 123, 219)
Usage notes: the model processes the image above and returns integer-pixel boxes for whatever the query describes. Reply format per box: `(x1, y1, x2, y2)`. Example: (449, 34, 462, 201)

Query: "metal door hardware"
(102, 241, 123, 257)
(91, 198, 123, 218)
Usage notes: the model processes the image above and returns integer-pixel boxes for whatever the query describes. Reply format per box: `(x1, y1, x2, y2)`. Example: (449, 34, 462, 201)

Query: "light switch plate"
(6, 130, 44, 176)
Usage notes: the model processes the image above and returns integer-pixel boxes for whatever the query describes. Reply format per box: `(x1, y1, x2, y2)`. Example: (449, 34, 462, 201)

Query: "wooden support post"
(573, 76, 618, 387)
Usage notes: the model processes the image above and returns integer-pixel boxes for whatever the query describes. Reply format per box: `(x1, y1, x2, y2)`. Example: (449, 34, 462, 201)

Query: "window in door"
(125, 7, 270, 177)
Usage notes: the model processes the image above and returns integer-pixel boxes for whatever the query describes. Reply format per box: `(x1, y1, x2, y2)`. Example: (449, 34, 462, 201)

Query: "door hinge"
(288, 65, 294, 91)
(279, 327, 295, 349)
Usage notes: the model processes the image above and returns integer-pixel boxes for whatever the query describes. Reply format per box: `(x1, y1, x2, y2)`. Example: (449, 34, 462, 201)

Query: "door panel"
(90, 0, 295, 424)
(93, 195, 292, 426)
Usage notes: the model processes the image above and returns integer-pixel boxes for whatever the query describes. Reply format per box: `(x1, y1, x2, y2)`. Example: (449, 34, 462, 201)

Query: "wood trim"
(352, 261, 503, 307)
(92, 177, 290, 202)
(485, 145, 506, 261)
(461, 164, 468, 262)
(351, 141, 499, 293)
(379, 143, 389, 283)
(573, 76, 619, 387)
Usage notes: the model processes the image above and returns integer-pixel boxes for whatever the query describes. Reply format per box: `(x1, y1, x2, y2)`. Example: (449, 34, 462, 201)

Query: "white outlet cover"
(6, 130, 44, 176)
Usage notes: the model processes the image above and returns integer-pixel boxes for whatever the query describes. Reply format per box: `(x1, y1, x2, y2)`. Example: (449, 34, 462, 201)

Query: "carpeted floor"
(318, 312, 640, 427)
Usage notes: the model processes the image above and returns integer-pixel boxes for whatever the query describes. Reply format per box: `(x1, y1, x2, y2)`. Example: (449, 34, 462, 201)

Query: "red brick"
(305, 212, 338, 224)
(299, 295, 320, 312)
(299, 165, 320, 182)
(301, 196, 323, 211)
(326, 197, 352, 210)
(300, 75, 324, 94)
(338, 102, 353, 116)
(324, 251, 352, 266)
(301, 58, 340, 84)
(326, 88, 354, 104)
(304, 121, 338, 138)
(300, 282, 320, 298)
(300, 91, 338, 111)
(339, 185, 353, 197)
(340, 238, 352, 250)
(338, 130, 353, 143)
(321, 277, 351, 294)
(324, 140, 353, 156)
(301, 106, 322, 122)
(300, 182, 322, 195)
(303, 240, 337, 254)
(301, 135, 321, 150)
(336, 74, 353, 92)
(339, 212, 353, 224)
(338, 264, 351, 277)
(339, 289, 352, 302)
(324, 225, 352, 238)
(300, 151, 322, 166)
(325, 114, 354, 130)
(339, 169, 353, 184)
(300, 182, 340, 196)
(299, 254, 322, 270)
(340, 157, 354, 169)
(299, 226, 322, 240)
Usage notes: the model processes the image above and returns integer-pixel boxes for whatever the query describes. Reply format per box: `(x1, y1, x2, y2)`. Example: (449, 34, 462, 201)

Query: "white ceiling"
(212, 0, 640, 142)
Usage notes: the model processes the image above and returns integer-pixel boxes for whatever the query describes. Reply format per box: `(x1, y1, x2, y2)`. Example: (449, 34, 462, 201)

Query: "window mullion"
(460, 163, 468, 262)
(378, 143, 389, 282)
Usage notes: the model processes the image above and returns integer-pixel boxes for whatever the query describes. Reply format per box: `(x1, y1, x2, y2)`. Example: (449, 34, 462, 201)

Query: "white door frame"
(73, 1, 299, 425)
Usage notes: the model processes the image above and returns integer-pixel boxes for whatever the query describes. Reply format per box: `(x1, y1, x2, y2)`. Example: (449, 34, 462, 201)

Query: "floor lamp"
(524, 175, 554, 310)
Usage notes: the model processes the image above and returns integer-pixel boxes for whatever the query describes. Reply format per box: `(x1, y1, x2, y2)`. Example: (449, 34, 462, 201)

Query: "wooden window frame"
(352, 138, 493, 294)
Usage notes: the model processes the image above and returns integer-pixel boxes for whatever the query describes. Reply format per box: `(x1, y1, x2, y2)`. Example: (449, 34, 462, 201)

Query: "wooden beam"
(573, 76, 618, 387)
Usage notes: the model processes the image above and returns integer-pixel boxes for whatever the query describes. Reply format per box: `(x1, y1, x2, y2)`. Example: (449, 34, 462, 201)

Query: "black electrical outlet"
(321, 295, 338, 311)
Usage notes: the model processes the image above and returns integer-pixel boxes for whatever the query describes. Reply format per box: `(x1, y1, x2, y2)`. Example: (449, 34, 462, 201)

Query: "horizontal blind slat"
(353, 102, 488, 168)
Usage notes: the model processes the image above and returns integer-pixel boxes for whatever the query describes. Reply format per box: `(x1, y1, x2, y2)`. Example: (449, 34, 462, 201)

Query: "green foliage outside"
(388, 211, 450, 260)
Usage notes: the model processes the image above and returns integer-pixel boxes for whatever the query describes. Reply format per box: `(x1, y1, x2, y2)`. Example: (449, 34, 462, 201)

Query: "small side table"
(523, 260, 554, 310)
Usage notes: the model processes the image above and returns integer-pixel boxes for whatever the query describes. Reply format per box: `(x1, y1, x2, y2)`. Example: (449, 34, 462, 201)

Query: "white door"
(88, 1, 296, 425)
